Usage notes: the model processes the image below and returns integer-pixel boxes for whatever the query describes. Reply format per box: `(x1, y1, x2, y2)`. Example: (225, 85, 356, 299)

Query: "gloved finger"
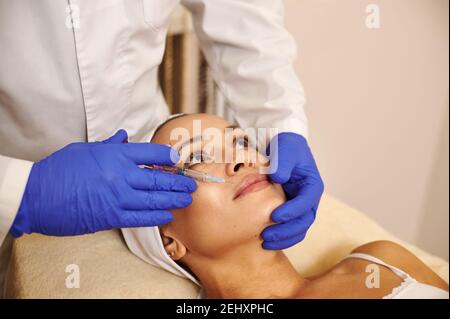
(118, 210, 173, 228)
(267, 133, 307, 184)
(121, 190, 193, 210)
(102, 129, 128, 144)
(267, 150, 296, 185)
(271, 177, 323, 223)
(121, 143, 180, 165)
(126, 168, 197, 193)
(261, 209, 316, 242)
(262, 231, 307, 250)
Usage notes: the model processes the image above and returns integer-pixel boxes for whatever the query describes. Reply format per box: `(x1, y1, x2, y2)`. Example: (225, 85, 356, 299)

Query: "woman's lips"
(233, 173, 271, 200)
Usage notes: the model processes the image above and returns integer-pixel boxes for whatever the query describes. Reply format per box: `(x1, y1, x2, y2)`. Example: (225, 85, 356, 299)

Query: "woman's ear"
(160, 228, 186, 261)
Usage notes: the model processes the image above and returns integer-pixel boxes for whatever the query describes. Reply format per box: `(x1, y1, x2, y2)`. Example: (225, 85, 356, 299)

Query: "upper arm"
(180, 0, 308, 137)
(352, 240, 448, 292)
(180, 0, 298, 87)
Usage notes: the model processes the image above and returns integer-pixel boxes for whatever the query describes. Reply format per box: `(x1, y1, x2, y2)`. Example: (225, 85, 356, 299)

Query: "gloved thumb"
(267, 133, 299, 184)
(102, 129, 128, 144)
(270, 162, 294, 184)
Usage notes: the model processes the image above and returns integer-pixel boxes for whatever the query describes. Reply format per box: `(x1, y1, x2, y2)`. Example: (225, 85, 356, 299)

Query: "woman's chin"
(237, 184, 286, 222)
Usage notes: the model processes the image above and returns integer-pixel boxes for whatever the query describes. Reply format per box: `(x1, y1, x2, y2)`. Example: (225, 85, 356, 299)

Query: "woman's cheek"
(188, 184, 225, 228)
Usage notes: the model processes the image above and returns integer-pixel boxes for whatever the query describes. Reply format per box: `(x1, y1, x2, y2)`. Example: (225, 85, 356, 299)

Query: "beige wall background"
(283, 0, 449, 259)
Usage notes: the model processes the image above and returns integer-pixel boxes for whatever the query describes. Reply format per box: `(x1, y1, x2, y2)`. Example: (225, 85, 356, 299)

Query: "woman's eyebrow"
(176, 135, 202, 152)
(176, 124, 240, 152)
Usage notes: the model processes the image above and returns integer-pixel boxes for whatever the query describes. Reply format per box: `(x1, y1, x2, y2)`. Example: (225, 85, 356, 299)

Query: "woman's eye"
(188, 151, 210, 164)
(236, 138, 246, 148)
(235, 136, 250, 150)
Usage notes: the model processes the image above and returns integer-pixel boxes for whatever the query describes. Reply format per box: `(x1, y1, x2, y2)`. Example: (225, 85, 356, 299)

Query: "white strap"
(345, 253, 415, 281)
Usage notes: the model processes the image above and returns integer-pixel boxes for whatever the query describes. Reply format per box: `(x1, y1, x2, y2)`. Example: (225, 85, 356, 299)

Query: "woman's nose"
(225, 160, 255, 177)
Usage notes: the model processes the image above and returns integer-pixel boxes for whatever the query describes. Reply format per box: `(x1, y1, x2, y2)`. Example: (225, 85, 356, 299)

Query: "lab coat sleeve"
(181, 0, 308, 139)
(0, 155, 33, 245)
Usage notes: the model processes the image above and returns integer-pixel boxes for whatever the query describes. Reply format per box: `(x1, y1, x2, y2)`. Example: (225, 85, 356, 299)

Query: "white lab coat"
(0, 0, 308, 245)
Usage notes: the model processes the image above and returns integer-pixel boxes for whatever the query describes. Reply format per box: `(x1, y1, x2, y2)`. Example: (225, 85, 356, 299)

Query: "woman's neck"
(185, 243, 307, 298)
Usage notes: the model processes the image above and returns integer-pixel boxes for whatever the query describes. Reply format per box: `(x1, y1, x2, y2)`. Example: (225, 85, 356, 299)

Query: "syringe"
(144, 164, 225, 183)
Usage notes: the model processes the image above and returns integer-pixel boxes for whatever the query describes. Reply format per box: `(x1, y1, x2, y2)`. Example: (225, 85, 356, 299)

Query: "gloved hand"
(261, 132, 324, 250)
(10, 130, 197, 237)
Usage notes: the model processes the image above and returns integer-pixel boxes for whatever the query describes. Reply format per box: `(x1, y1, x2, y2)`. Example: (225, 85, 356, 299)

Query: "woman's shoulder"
(351, 240, 448, 291)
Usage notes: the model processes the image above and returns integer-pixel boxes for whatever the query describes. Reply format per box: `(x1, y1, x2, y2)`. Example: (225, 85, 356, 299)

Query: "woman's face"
(152, 114, 286, 259)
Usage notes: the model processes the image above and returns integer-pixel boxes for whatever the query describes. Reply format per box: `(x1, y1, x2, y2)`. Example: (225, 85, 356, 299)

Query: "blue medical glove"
(261, 132, 324, 250)
(10, 130, 197, 237)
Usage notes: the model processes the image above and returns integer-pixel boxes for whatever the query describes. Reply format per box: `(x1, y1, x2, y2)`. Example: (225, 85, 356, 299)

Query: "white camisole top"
(346, 253, 449, 299)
